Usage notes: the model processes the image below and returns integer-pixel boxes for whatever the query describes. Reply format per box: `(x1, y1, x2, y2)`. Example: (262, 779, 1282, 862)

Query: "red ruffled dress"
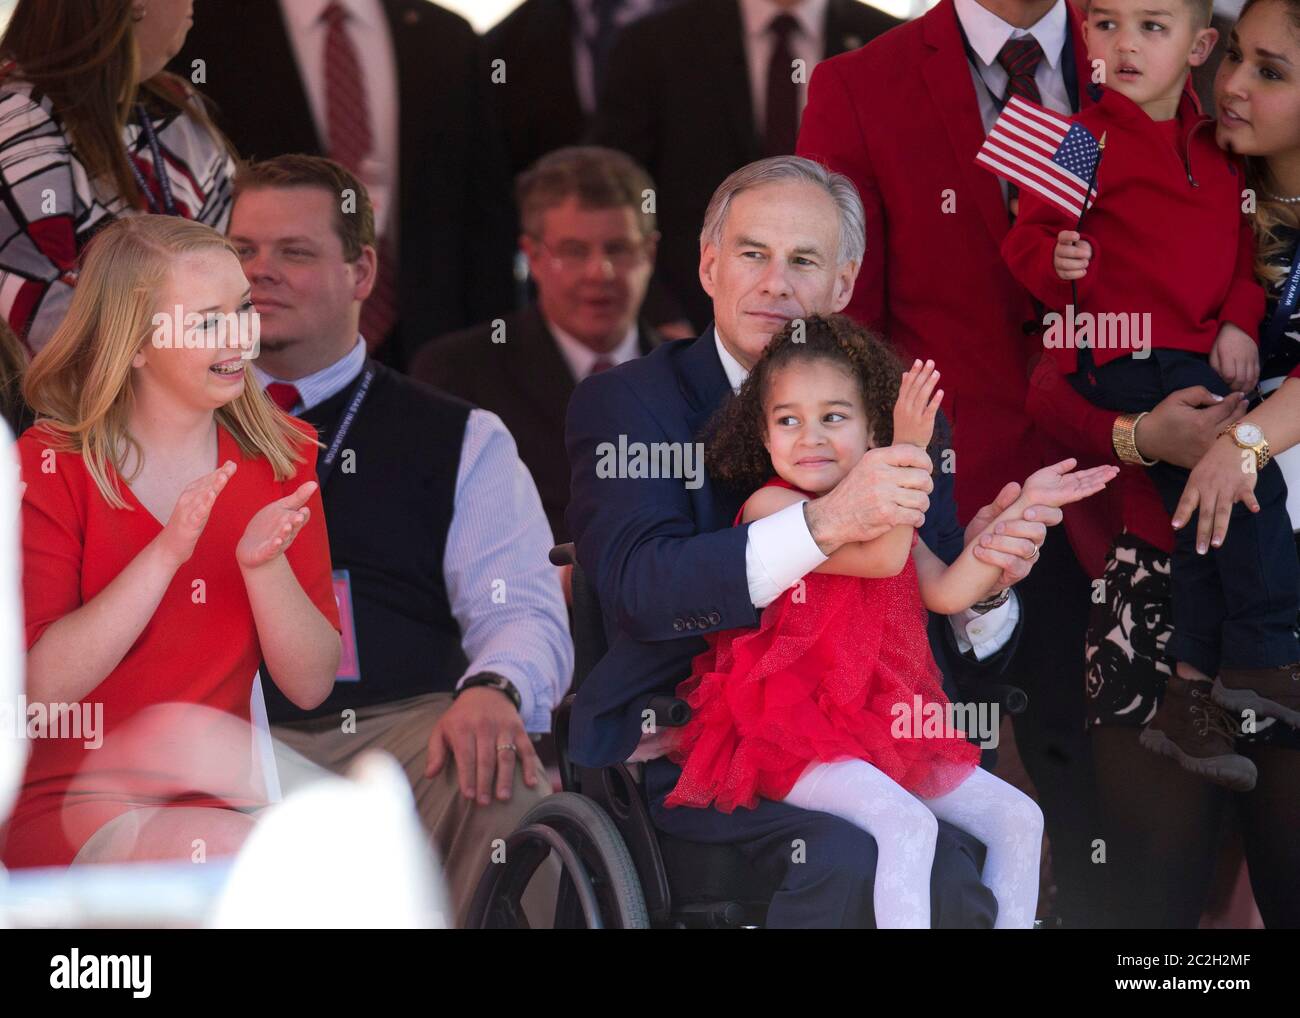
(664, 477, 981, 813)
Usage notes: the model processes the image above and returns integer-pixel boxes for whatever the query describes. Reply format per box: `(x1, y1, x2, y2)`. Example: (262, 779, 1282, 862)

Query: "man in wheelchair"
(560, 157, 1061, 928)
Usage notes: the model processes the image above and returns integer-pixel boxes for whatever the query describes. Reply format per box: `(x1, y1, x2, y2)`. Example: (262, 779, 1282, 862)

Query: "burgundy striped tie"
(322, 2, 398, 351)
(764, 14, 800, 157)
(996, 36, 1044, 105)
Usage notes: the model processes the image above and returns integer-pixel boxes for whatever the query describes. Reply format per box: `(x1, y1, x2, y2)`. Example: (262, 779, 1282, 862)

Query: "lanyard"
(127, 104, 178, 216)
(1264, 240, 1300, 350)
(316, 366, 375, 489)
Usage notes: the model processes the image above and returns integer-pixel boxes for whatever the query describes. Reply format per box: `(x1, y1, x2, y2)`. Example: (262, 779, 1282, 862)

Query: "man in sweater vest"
(229, 155, 573, 928)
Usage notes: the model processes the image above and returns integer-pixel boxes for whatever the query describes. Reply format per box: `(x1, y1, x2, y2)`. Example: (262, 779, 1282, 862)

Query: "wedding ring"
(496, 743, 517, 753)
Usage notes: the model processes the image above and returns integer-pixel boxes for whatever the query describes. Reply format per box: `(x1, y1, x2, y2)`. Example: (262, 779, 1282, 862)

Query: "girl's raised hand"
(1020, 458, 1119, 509)
(156, 460, 237, 567)
(893, 359, 943, 448)
(236, 481, 317, 570)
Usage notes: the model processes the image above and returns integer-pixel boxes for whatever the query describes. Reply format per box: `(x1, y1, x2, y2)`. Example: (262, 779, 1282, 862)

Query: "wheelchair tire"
(467, 792, 649, 929)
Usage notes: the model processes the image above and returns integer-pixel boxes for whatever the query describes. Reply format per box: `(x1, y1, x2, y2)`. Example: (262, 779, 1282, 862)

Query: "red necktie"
(265, 382, 302, 413)
(764, 14, 800, 157)
(589, 356, 614, 376)
(997, 36, 1044, 105)
(322, 2, 398, 351)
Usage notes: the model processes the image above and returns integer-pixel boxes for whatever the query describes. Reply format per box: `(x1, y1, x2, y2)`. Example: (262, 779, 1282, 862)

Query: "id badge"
(333, 569, 361, 682)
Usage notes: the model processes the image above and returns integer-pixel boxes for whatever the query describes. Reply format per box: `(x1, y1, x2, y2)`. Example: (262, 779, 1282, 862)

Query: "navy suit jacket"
(565, 328, 1018, 769)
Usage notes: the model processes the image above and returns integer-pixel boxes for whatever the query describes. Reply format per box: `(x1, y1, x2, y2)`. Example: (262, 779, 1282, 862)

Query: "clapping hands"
(893, 359, 943, 448)
(236, 481, 318, 569)
(1020, 458, 1118, 509)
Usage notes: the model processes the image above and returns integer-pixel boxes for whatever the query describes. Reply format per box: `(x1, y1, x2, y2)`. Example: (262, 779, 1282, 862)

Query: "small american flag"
(976, 96, 1101, 219)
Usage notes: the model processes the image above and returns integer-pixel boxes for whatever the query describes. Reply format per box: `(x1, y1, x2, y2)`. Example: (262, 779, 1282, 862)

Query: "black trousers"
(642, 756, 998, 928)
(1002, 523, 1102, 926)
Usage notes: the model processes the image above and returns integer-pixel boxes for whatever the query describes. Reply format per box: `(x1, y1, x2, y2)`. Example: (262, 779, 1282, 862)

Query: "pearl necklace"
(1267, 191, 1300, 204)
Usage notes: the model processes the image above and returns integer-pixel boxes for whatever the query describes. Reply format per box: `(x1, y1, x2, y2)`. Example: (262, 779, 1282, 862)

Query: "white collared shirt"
(549, 318, 642, 381)
(252, 334, 367, 414)
(955, 0, 1072, 131)
(279, 0, 399, 240)
(713, 328, 1017, 659)
(737, 0, 829, 138)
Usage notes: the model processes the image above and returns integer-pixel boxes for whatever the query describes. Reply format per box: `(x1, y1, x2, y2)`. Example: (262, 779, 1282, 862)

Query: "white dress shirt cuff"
(950, 589, 1021, 662)
(746, 500, 828, 609)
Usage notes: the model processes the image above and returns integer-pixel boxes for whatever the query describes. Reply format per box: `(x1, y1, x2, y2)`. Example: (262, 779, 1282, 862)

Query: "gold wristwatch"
(1112, 412, 1156, 466)
(1220, 421, 1271, 471)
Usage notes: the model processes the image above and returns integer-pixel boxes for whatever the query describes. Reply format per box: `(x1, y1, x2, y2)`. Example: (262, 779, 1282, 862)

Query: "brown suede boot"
(1213, 665, 1300, 730)
(1139, 675, 1257, 792)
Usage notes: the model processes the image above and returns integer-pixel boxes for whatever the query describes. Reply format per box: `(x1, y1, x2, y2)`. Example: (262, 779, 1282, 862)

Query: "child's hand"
(893, 358, 942, 448)
(236, 481, 317, 570)
(1054, 230, 1091, 281)
(1020, 458, 1119, 509)
(1209, 322, 1259, 394)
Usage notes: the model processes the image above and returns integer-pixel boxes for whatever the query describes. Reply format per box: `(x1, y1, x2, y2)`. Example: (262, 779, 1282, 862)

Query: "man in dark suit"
(796, 0, 1103, 925)
(483, 0, 677, 181)
(565, 156, 1064, 927)
(173, 0, 516, 369)
(590, 0, 899, 332)
(412, 147, 664, 544)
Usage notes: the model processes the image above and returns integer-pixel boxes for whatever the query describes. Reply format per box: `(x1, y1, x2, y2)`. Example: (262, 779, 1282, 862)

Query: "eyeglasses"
(531, 236, 650, 272)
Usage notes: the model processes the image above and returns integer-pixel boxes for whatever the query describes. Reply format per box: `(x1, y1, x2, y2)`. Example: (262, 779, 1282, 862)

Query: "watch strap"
(456, 672, 522, 712)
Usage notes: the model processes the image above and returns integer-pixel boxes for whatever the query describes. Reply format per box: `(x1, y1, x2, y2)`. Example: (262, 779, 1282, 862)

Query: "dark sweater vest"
(262, 361, 471, 723)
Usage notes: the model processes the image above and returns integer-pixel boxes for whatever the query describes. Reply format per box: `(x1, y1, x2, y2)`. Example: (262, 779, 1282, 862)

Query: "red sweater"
(1002, 84, 1264, 374)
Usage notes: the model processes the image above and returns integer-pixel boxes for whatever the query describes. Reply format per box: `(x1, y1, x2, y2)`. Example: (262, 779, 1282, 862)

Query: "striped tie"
(996, 36, 1044, 105)
(322, 2, 398, 351)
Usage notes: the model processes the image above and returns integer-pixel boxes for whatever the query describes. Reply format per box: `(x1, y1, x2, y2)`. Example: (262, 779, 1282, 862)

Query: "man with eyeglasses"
(412, 146, 665, 545)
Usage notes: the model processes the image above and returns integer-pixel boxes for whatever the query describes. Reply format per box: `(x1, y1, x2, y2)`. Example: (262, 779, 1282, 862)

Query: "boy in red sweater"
(1002, 0, 1298, 792)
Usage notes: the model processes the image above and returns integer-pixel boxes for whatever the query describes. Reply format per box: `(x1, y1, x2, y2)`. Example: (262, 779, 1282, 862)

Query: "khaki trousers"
(271, 691, 558, 928)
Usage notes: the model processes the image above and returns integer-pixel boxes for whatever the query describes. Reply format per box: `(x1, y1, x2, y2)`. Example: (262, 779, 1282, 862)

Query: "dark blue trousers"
(643, 757, 997, 928)
(1070, 348, 1300, 675)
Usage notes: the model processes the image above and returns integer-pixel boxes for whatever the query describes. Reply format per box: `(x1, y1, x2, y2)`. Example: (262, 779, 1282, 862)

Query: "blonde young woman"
(0, 0, 235, 354)
(1, 215, 340, 869)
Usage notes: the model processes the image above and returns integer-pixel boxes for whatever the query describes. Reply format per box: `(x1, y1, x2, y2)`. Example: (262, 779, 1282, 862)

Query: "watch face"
(1236, 423, 1264, 446)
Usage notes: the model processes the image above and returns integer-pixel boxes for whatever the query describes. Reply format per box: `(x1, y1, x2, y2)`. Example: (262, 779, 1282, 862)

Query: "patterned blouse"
(0, 77, 235, 354)
(1260, 222, 1300, 383)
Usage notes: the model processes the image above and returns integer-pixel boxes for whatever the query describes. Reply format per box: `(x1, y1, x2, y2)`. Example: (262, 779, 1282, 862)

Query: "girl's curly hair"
(704, 313, 948, 494)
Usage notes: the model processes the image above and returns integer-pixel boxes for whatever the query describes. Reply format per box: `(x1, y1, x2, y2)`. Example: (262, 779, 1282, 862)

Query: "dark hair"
(704, 313, 948, 495)
(233, 154, 375, 260)
(1086, 0, 1213, 26)
(1237, 0, 1300, 287)
(0, 0, 229, 208)
(516, 145, 656, 238)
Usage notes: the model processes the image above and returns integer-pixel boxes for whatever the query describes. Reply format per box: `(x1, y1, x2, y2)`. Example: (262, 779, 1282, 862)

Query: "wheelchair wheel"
(466, 792, 649, 929)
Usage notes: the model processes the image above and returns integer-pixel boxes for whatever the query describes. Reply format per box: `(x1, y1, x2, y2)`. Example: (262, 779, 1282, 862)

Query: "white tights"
(782, 759, 1044, 929)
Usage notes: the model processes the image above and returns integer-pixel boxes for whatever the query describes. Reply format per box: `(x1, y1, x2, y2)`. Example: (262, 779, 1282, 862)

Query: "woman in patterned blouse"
(0, 0, 236, 354)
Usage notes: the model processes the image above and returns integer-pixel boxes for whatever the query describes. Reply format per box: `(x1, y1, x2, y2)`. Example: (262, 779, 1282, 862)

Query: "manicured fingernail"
(1172, 519, 1183, 528)
(1197, 542, 1207, 554)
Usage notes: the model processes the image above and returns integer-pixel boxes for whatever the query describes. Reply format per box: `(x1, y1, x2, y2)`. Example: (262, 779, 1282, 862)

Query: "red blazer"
(1003, 85, 1263, 374)
(797, 0, 1093, 527)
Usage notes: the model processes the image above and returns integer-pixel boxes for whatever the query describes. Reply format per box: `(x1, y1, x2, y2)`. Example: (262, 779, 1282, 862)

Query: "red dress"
(1, 420, 341, 868)
(665, 477, 981, 813)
